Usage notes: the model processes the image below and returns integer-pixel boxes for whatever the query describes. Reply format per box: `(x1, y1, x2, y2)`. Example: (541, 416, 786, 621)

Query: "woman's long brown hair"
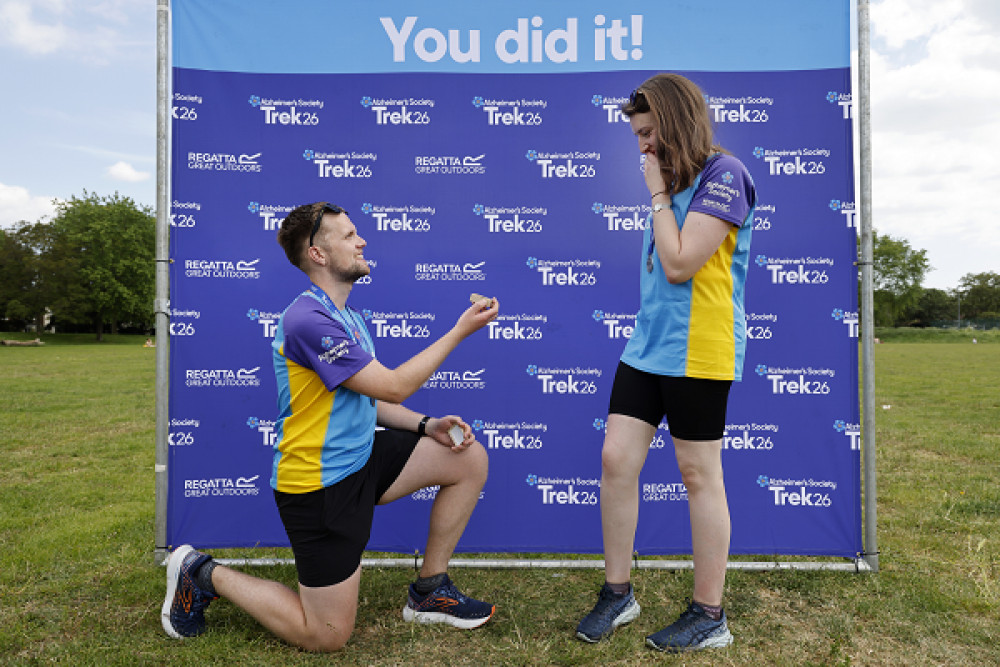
(621, 73, 728, 195)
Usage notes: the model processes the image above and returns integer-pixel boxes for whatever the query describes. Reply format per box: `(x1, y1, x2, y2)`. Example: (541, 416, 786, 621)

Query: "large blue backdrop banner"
(167, 0, 862, 558)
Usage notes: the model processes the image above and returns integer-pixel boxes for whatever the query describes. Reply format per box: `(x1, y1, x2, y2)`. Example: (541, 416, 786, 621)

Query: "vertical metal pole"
(154, 0, 171, 556)
(857, 0, 879, 572)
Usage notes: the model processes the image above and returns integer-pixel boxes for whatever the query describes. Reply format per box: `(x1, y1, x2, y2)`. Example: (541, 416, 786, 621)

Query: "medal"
(646, 228, 656, 273)
(307, 284, 372, 354)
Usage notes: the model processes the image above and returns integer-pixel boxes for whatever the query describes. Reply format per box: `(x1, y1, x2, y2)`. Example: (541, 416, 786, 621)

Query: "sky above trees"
(0, 0, 997, 291)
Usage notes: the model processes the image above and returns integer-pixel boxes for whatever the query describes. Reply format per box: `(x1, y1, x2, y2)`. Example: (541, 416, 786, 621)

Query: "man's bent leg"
(378, 436, 494, 628)
(378, 436, 488, 576)
(211, 563, 361, 652)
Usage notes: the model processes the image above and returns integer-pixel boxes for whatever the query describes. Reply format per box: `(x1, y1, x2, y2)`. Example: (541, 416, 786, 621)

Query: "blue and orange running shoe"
(402, 574, 495, 629)
(645, 600, 733, 652)
(161, 544, 218, 638)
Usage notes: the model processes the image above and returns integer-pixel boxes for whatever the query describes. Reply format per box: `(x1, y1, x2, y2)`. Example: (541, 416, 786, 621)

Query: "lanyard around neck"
(306, 284, 369, 353)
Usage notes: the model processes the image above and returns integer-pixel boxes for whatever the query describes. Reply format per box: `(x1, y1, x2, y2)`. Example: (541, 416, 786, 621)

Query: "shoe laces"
(187, 582, 217, 613)
(674, 601, 711, 629)
(592, 586, 627, 619)
(436, 580, 467, 602)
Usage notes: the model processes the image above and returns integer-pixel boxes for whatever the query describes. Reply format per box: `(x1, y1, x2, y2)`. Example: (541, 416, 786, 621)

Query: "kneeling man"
(162, 202, 499, 651)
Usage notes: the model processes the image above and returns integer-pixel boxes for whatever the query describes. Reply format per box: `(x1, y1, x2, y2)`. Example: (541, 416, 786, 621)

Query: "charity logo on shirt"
(700, 175, 742, 215)
(317, 337, 351, 364)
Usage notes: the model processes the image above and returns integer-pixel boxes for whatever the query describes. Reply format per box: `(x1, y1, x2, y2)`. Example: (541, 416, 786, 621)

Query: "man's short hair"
(277, 202, 345, 269)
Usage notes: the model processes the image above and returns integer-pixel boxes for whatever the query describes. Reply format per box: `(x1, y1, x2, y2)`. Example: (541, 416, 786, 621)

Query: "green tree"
(45, 191, 155, 340)
(911, 287, 954, 327)
(956, 271, 1000, 319)
(0, 226, 33, 327)
(0, 222, 56, 331)
(872, 230, 930, 326)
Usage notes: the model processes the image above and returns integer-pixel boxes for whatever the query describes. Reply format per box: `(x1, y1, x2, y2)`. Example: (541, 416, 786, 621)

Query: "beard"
(337, 260, 369, 283)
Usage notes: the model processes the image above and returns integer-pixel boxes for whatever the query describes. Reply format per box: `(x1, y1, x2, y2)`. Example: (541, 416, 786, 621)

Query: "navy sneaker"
(575, 583, 641, 642)
(161, 544, 218, 639)
(402, 574, 495, 629)
(645, 601, 733, 652)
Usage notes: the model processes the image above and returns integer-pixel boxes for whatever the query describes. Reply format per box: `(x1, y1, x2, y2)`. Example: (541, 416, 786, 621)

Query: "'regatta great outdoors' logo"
(422, 368, 487, 390)
(184, 258, 260, 280)
(187, 150, 262, 173)
(414, 153, 486, 175)
(183, 474, 261, 498)
(642, 481, 688, 503)
(184, 366, 261, 388)
(414, 260, 487, 282)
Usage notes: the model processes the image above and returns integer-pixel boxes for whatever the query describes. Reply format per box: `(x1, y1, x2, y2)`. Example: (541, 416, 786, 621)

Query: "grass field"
(1, 333, 998, 665)
(873, 326, 1000, 344)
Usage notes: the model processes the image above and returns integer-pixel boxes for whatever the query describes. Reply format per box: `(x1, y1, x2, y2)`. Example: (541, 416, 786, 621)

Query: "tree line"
(0, 192, 154, 340)
(871, 230, 1000, 327)
(1, 193, 997, 338)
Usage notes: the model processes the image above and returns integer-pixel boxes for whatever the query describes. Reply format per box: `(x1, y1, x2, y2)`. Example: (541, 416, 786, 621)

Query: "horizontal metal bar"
(203, 557, 870, 573)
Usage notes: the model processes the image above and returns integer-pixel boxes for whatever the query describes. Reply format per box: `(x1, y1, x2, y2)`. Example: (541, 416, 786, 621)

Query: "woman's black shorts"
(608, 361, 732, 441)
(273, 428, 419, 587)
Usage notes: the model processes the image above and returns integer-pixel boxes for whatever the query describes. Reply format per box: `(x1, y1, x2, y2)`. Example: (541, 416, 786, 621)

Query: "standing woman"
(576, 73, 756, 652)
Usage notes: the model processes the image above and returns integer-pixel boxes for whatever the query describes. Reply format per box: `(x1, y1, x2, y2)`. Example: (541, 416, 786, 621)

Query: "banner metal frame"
(153, 0, 878, 572)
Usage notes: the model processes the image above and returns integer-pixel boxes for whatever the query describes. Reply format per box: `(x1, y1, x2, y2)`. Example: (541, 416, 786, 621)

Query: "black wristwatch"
(417, 415, 430, 437)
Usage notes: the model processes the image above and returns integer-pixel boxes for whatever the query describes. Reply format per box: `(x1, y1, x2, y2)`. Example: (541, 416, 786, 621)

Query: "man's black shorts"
(273, 428, 419, 587)
(608, 361, 732, 441)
